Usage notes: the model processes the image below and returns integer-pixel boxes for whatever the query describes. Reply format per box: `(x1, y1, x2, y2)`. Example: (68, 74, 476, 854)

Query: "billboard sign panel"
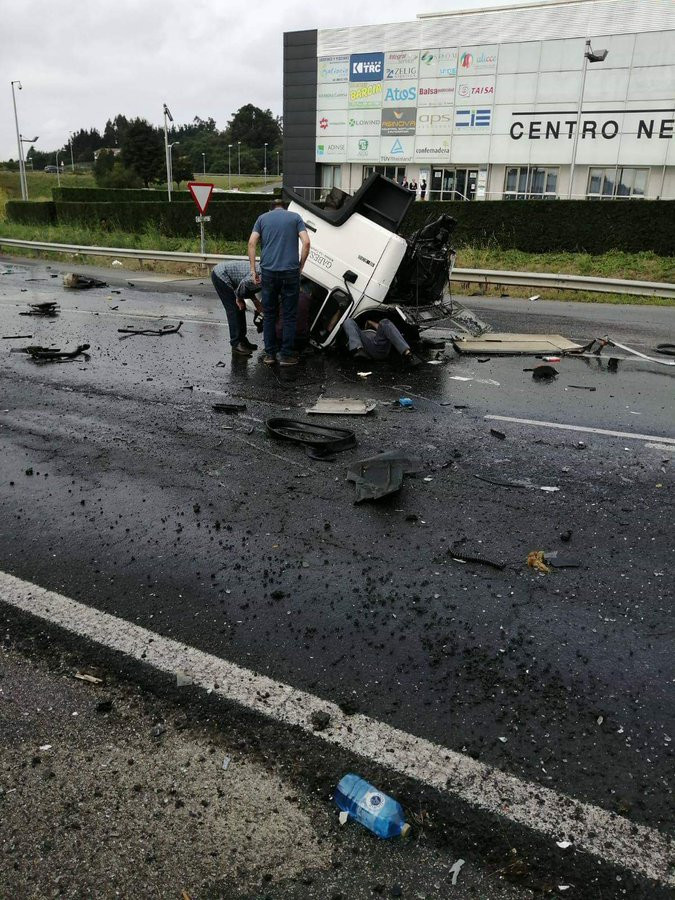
(350, 52, 385, 81)
(416, 107, 454, 135)
(417, 79, 456, 107)
(456, 76, 496, 103)
(381, 108, 417, 136)
(317, 83, 349, 109)
(318, 55, 349, 83)
(317, 111, 348, 136)
(316, 140, 347, 162)
(385, 50, 420, 80)
(348, 81, 383, 108)
(457, 45, 498, 74)
(419, 48, 440, 78)
(347, 135, 381, 160)
(382, 82, 418, 106)
(454, 107, 493, 131)
(438, 48, 458, 77)
(414, 136, 452, 160)
(348, 112, 382, 136)
(379, 135, 415, 162)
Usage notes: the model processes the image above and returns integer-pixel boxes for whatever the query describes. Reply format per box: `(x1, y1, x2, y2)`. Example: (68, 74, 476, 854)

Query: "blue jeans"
(261, 268, 300, 358)
(211, 269, 247, 346)
(342, 318, 410, 360)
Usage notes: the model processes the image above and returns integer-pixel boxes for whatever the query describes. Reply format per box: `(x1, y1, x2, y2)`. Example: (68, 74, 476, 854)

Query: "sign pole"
(187, 181, 215, 259)
(200, 216, 205, 255)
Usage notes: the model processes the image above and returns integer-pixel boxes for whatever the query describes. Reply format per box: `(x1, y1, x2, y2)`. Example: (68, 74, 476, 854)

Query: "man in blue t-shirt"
(247, 198, 310, 367)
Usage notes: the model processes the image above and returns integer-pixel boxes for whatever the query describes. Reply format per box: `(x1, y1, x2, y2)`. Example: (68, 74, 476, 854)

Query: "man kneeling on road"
(341, 318, 421, 367)
(248, 198, 310, 368)
(211, 259, 262, 356)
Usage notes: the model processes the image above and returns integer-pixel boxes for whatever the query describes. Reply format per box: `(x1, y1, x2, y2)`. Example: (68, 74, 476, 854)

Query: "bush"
(53, 200, 269, 239)
(5, 201, 56, 226)
(51, 187, 273, 203)
(401, 199, 675, 255)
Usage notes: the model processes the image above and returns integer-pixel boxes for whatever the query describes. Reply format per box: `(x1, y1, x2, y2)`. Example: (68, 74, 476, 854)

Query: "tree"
(120, 118, 164, 187)
(94, 149, 116, 184)
(103, 114, 130, 148)
(172, 155, 193, 188)
(98, 161, 142, 189)
(227, 105, 281, 147)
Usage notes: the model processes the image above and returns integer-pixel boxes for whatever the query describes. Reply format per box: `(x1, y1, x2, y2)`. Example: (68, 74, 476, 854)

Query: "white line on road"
(0, 570, 671, 887)
(485, 415, 675, 446)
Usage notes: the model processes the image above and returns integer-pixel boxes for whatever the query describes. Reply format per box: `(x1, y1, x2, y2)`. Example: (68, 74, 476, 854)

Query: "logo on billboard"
(384, 85, 417, 103)
(421, 51, 435, 66)
(455, 108, 491, 127)
(350, 52, 384, 81)
(317, 145, 325, 155)
(349, 83, 382, 103)
(381, 108, 417, 135)
(358, 139, 369, 151)
(438, 48, 458, 76)
(390, 139, 404, 155)
(460, 52, 473, 69)
(319, 117, 329, 130)
(458, 82, 494, 98)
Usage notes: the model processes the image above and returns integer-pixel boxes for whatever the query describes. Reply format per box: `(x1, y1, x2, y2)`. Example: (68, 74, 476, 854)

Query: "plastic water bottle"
(335, 773, 410, 839)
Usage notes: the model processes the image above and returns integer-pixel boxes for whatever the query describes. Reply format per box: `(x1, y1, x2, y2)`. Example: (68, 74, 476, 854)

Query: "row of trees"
(10, 105, 282, 188)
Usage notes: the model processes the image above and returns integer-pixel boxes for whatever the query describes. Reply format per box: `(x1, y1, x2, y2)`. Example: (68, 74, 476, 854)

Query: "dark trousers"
(342, 318, 410, 360)
(261, 268, 300, 358)
(211, 269, 247, 346)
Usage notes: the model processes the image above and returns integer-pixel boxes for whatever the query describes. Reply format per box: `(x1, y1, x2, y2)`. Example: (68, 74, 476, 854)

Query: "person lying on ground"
(211, 260, 262, 356)
(341, 318, 421, 367)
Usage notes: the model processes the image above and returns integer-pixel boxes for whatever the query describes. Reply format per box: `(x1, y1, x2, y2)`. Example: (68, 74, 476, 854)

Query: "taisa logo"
(319, 117, 329, 130)
(460, 52, 473, 69)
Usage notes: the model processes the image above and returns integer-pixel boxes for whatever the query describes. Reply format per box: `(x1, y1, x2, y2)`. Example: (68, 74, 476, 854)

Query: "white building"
(283, 0, 675, 200)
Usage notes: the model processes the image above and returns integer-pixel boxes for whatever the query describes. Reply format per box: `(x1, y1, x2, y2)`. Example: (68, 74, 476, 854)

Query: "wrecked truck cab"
(284, 174, 457, 349)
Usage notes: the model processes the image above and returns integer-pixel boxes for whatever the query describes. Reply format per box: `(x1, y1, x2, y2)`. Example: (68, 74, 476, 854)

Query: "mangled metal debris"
(346, 451, 419, 503)
(12, 343, 91, 363)
(63, 273, 107, 289)
(578, 336, 675, 367)
(19, 301, 59, 318)
(266, 417, 357, 459)
(118, 321, 183, 338)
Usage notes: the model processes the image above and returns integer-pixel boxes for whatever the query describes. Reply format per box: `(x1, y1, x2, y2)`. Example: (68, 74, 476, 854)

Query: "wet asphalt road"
(0, 259, 673, 847)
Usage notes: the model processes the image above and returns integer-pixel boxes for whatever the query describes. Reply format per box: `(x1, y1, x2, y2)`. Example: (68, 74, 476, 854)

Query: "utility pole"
(163, 103, 174, 201)
(11, 80, 27, 201)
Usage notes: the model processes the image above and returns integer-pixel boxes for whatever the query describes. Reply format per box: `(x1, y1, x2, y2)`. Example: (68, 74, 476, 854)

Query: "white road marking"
(485, 415, 675, 446)
(0, 569, 672, 887)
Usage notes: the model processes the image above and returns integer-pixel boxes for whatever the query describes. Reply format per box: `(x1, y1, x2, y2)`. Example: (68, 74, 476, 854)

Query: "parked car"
(44, 165, 59, 173)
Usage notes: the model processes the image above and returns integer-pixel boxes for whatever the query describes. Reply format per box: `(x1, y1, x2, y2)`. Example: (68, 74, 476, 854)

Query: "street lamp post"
(19, 134, 38, 199)
(69, 132, 75, 172)
(55, 150, 61, 187)
(10, 80, 27, 201)
(169, 142, 179, 189)
(202, 152, 206, 175)
(276, 151, 280, 177)
(237, 142, 241, 176)
(228, 144, 232, 188)
(568, 40, 609, 199)
(264, 142, 268, 185)
(163, 103, 174, 201)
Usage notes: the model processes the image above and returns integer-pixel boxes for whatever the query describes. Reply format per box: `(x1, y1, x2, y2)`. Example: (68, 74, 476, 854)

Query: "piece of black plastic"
(212, 403, 246, 413)
(266, 417, 356, 454)
(346, 451, 419, 503)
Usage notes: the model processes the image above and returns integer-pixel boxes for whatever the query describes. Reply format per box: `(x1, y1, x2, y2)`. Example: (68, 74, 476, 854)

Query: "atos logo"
(460, 52, 473, 68)
(319, 117, 329, 130)
(384, 86, 417, 102)
(350, 52, 384, 82)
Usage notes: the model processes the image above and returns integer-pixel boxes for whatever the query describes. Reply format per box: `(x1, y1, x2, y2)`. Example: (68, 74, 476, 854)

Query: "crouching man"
(211, 260, 262, 357)
(341, 318, 421, 367)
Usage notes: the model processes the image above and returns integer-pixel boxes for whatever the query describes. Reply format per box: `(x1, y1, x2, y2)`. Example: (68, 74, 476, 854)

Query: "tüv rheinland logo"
(350, 52, 384, 82)
(390, 139, 405, 155)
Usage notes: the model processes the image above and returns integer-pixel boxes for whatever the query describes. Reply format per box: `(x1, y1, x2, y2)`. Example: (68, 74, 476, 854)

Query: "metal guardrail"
(0, 237, 673, 299)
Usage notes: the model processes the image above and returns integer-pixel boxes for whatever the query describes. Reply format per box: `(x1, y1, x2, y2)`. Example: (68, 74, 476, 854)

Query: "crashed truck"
(283, 173, 458, 349)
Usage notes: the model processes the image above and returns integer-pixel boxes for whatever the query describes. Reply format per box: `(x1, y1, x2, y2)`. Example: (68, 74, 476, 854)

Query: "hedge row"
(399, 199, 675, 255)
(6, 197, 675, 254)
(51, 187, 276, 203)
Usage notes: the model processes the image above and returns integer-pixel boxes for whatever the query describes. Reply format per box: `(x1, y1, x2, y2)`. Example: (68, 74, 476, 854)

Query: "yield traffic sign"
(188, 181, 215, 214)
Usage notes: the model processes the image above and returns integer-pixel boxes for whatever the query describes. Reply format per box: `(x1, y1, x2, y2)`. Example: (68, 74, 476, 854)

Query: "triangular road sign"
(188, 181, 215, 214)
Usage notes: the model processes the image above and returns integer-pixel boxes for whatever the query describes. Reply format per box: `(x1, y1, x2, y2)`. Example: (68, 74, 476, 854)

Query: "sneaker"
(232, 342, 253, 356)
(241, 337, 258, 350)
(279, 355, 299, 367)
(403, 351, 422, 368)
(350, 348, 370, 360)
(262, 353, 277, 366)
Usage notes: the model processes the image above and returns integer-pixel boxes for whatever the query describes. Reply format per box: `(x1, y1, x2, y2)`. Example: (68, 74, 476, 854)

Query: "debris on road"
(556, 840, 573, 850)
(334, 774, 410, 839)
(346, 451, 419, 503)
(527, 550, 552, 574)
(63, 273, 107, 289)
(2, 334, 33, 340)
(490, 428, 506, 440)
(448, 548, 506, 570)
(578, 336, 675, 367)
(306, 397, 376, 416)
(19, 301, 59, 318)
(310, 710, 331, 731)
(266, 417, 357, 456)
(567, 384, 596, 391)
(453, 333, 582, 355)
(222, 756, 231, 771)
(118, 322, 183, 338)
(543, 551, 581, 569)
(449, 858, 465, 885)
(176, 670, 195, 687)
(212, 402, 247, 414)
(529, 365, 559, 381)
(12, 343, 91, 363)
(74, 672, 104, 685)
(398, 397, 414, 408)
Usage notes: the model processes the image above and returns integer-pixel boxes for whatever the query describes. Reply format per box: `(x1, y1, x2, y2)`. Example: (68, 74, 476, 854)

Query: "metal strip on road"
(0, 569, 672, 887)
(485, 415, 675, 445)
(2, 239, 673, 299)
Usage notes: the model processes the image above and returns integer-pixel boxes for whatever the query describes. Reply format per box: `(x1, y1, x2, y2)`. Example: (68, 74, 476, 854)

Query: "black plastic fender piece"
(265, 418, 357, 455)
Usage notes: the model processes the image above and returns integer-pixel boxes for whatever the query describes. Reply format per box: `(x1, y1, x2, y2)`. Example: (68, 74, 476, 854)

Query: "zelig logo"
(319, 117, 329, 130)
(460, 52, 473, 69)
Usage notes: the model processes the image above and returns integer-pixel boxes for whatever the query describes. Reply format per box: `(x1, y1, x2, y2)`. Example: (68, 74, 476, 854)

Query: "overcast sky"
(1, 0, 536, 160)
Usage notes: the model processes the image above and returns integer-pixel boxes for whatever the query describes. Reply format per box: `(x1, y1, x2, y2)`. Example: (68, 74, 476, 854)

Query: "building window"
(321, 164, 342, 191)
(503, 167, 558, 199)
(586, 167, 648, 199)
(363, 165, 407, 184)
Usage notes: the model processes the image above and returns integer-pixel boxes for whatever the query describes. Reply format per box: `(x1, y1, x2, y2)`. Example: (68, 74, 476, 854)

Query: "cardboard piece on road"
(453, 333, 583, 355)
(306, 397, 377, 416)
(187, 181, 215, 215)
